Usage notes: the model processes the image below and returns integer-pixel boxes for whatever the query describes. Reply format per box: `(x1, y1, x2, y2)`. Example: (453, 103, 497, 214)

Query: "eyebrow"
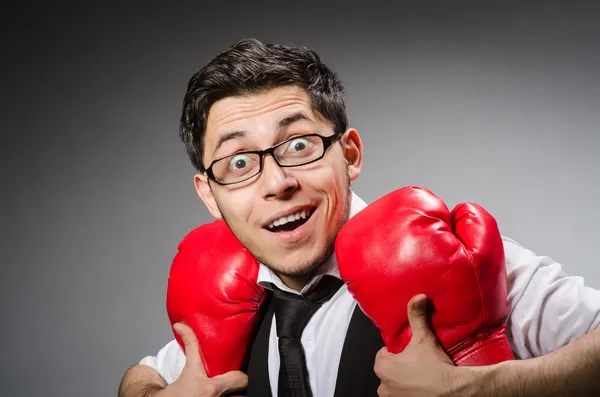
(212, 112, 314, 155)
(277, 112, 313, 129)
(213, 130, 247, 155)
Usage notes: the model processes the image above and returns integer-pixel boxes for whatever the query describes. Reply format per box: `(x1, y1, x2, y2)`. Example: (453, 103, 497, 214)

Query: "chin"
(260, 246, 332, 278)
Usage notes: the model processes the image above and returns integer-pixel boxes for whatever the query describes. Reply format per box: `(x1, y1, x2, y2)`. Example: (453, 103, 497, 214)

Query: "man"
(118, 38, 600, 397)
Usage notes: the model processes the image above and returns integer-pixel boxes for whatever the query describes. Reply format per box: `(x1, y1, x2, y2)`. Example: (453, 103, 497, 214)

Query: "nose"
(260, 154, 299, 200)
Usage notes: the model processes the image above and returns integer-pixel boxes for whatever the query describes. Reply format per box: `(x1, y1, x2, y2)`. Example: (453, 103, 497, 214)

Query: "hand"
(163, 322, 248, 397)
(374, 295, 474, 397)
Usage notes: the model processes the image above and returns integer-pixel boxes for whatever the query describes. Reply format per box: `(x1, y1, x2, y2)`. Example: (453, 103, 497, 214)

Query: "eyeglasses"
(206, 133, 343, 185)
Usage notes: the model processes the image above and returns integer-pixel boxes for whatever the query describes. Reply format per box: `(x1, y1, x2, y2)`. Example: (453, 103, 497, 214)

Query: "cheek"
(213, 189, 254, 224)
(322, 160, 349, 197)
(308, 161, 350, 215)
(311, 154, 347, 186)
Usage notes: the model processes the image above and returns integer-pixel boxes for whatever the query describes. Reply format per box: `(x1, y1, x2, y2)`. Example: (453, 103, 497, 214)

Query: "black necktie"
(272, 275, 345, 397)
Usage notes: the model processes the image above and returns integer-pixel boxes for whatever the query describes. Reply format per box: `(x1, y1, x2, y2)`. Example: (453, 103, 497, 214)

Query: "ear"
(193, 173, 223, 219)
(341, 129, 363, 181)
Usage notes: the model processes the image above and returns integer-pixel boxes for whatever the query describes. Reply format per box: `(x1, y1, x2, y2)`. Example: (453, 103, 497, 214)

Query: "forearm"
(467, 328, 600, 397)
(118, 364, 167, 397)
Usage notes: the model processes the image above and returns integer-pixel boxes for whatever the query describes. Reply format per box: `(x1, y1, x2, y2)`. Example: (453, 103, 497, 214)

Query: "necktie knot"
(272, 275, 344, 338)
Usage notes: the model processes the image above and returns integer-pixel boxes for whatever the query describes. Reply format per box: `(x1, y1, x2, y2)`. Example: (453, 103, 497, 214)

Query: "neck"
(269, 249, 335, 292)
(279, 274, 312, 292)
(278, 273, 313, 292)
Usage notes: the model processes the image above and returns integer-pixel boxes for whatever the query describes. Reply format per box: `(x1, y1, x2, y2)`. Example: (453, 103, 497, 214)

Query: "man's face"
(194, 85, 363, 281)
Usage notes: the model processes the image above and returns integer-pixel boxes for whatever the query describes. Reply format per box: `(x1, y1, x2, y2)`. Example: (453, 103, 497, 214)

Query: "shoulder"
(500, 235, 565, 278)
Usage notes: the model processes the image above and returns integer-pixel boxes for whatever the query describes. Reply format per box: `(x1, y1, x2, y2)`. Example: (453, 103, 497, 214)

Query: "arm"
(118, 323, 248, 397)
(375, 296, 600, 397)
(118, 365, 166, 397)
(467, 328, 600, 396)
(118, 337, 183, 397)
(472, 237, 600, 396)
(502, 237, 600, 358)
(376, 237, 600, 396)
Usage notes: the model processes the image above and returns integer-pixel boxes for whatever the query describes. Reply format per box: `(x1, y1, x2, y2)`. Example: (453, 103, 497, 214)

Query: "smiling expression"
(194, 85, 363, 288)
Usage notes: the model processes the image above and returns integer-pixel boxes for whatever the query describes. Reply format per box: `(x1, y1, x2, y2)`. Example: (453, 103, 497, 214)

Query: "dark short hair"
(179, 38, 348, 173)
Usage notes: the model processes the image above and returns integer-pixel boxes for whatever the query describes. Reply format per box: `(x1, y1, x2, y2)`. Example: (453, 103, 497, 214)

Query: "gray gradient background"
(3, 1, 600, 396)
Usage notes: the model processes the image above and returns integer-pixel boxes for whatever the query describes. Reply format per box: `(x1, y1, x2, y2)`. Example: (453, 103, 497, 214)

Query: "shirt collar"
(257, 190, 367, 296)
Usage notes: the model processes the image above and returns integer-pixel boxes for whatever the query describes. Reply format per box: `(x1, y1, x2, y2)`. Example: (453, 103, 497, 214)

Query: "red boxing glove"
(166, 220, 266, 377)
(335, 186, 513, 365)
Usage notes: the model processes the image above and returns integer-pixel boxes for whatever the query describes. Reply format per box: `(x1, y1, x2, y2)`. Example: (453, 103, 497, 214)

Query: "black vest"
(243, 292, 384, 397)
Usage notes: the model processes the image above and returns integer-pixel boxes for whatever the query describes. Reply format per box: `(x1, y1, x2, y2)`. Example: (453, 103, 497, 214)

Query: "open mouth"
(265, 207, 315, 233)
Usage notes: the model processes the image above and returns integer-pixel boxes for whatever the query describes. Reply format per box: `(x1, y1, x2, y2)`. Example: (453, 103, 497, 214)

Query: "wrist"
(458, 359, 528, 397)
(446, 365, 493, 397)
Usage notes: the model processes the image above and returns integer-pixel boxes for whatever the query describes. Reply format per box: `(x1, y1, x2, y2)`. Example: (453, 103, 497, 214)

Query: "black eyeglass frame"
(205, 132, 344, 185)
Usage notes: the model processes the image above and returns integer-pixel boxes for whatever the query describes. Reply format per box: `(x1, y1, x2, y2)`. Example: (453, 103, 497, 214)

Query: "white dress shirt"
(139, 191, 600, 395)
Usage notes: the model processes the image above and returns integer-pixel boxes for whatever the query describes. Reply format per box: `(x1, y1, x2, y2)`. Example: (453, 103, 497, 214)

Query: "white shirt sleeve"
(503, 236, 600, 359)
(138, 339, 186, 384)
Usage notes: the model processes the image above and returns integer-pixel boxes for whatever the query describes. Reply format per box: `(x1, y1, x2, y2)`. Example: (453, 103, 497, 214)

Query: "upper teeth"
(268, 210, 309, 229)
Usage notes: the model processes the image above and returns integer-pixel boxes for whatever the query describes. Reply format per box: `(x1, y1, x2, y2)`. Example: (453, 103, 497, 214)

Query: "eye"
(287, 137, 311, 153)
(227, 154, 253, 171)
